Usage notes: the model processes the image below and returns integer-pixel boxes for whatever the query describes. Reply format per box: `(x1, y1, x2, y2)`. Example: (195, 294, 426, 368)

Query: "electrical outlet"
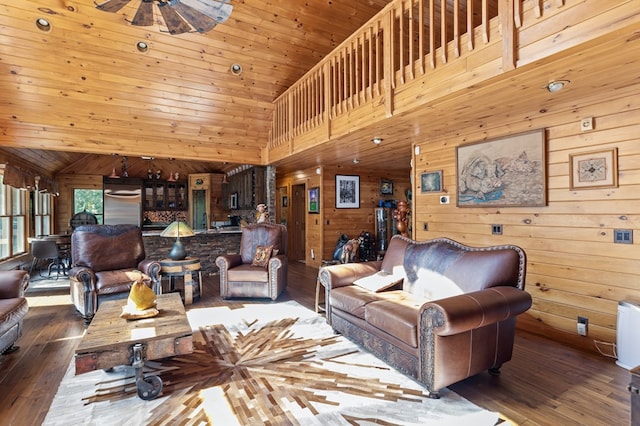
(577, 316, 588, 336)
(423, 222, 428, 231)
(491, 224, 503, 235)
(580, 117, 594, 131)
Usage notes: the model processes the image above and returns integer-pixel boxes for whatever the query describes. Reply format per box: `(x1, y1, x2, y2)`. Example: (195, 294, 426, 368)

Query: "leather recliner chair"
(216, 223, 288, 300)
(69, 224, 161, 324)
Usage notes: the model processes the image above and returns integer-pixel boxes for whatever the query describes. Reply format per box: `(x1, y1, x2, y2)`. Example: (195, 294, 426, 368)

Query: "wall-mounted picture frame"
(456, 129, 546, 207)
(380, 179, 393, 195)
(420, 171, 443, 193)
(336, 175, 360, 208)
(282, 195, 288, 207)
(569, 148, 618, 190)
(308, 187, 320, 213)
(230, 192, 238, 210)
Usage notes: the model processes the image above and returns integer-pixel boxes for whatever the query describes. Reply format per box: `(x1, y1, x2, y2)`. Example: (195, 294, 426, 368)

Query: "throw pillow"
(252, 245, 273, 267)
(353, 271, 404, 292)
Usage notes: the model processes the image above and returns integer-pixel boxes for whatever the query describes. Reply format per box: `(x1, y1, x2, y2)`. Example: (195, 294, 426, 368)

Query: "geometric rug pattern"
(44, 301, 499, 425)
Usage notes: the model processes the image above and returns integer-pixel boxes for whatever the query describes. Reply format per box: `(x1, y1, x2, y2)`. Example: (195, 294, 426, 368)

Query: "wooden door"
(290, 184, 306, 262)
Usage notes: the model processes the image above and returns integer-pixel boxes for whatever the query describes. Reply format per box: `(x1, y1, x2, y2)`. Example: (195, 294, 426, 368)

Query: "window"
(34, 190, 53, 237)
(0, 175, 27, 259)
(73, 189, 104, 224)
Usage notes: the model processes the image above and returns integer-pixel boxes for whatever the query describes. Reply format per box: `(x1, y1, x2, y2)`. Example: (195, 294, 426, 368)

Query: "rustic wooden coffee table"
(75, 293, 193, 400)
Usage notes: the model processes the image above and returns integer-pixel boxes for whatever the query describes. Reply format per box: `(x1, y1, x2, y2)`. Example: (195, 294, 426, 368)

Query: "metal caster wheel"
(137, 375, 163, 400)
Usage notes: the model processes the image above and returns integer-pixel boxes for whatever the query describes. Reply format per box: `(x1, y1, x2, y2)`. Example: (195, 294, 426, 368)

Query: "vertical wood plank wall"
(277, 167, 410, 268)
(412, 90, 640, 353)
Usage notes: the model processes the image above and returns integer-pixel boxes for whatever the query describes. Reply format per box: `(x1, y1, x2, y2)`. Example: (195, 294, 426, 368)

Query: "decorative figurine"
(256, 203, 269, 223)
(393, 200, 410, 237)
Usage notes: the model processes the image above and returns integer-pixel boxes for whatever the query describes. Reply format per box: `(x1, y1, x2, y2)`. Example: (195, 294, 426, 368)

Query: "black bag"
(333, 234, 350, 261)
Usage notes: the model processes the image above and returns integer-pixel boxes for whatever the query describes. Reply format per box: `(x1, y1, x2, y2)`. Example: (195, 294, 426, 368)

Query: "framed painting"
(308, 187, 320, 213)
(420, 171, 442, 193)
(230, 192, 238, 210)
(380, 179, 393, 195)
(569, 148, 618, 190)
(336, 175, 360, 208)
(456, 129, 546, 207)
(282, 195, 288, 207)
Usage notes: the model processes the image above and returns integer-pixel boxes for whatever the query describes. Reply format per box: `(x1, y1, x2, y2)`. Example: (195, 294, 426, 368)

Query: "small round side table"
(160, 257, 202, 305)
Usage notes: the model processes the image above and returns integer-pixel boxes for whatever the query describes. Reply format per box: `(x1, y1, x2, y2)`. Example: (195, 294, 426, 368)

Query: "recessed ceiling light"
(352, 158, 360, 164)
(546, 80, 570, 93)
(35, 18, 51, 32)
(136, 41, 149, 53)
(230, 63, 243, 75)
(372, 137, 383, 145)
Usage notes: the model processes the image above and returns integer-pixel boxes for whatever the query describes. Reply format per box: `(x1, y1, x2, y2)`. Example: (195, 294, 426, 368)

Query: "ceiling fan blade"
(180, 0, 233, 24)
(95, 0, 133, 13)
(172, 3, 218, 33)
(158, 2, 193, 35)
(131, 0, 155, 27)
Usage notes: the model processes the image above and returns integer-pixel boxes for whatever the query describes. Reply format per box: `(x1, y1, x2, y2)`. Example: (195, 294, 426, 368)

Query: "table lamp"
(160, 221, 195, 260)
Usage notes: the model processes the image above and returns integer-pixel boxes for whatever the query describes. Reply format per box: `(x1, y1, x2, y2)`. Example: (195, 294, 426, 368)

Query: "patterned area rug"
(44, 301, 499, 425)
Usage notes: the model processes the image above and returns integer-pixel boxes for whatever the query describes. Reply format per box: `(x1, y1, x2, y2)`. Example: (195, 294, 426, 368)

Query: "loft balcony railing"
(268, 0, 567, 150)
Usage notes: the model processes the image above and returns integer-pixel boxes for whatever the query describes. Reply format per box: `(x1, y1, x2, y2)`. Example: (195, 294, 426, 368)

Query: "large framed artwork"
(569, 148, 618, 190)
(456, 129, 546, 207)
(336, 175, 360, 208)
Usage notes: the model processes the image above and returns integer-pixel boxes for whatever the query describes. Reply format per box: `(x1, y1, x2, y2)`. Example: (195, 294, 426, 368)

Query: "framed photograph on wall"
(308, 187, 320, 213)
(569, 148, 618, 190)
(420, 171, 443, 193)
(456, 129, 546, 207)
(336, 175, 360, 208)
(380, 179, 393, 195)
(230, 192, 238, 210)
(282, 195, 288, 207)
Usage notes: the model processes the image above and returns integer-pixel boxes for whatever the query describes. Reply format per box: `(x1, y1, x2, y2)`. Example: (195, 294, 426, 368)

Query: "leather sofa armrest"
(0, 270, 29, 298)
(319, 261, 382, 289)
(138, 259, 161, 279)
(216, 254, 243, 270)
(268, 254, 287, 270)
(68, 266, 96, 288)
(420, 286, 532, 336)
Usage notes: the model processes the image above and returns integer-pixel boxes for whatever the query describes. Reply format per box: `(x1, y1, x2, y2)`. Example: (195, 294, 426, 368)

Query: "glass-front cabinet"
(144, 180, 186, 211)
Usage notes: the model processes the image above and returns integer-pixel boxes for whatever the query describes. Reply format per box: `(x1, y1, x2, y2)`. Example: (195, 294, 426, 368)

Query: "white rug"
(44, 300, 499, 425)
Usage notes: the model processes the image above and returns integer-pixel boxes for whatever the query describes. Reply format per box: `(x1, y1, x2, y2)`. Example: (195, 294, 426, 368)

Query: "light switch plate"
(581, 117, 594, 131)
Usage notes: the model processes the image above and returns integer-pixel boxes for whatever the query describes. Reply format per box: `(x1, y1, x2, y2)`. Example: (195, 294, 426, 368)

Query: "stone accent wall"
(143, 232, 242, 274)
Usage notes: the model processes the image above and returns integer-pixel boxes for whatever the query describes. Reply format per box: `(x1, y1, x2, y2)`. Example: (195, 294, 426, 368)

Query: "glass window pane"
(0, 177, 6, 215)
(0, 217, 9, 259)
(12, 216, 25, 254)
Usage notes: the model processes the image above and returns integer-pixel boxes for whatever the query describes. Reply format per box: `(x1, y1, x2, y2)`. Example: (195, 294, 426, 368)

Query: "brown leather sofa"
(319, 235, 532, 398)
(0, 270, 29, 354)
(216, 223, 288, 300)
(69, 224, 161, 324)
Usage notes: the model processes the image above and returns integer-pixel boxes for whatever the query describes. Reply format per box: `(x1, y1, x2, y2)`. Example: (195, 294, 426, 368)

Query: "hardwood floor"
(0, 262, 631, 425)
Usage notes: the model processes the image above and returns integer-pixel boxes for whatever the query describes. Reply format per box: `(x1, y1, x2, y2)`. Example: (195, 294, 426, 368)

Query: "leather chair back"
(72, 224, 145, 272)
(239, 223, 287, 264)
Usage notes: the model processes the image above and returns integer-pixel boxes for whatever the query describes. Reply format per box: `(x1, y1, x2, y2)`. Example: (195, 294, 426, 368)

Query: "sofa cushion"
(365, 298, 421, 348)
(227, 263, 269, 282)
(329, 286, 381, 320)
(95, 270, 150, 296)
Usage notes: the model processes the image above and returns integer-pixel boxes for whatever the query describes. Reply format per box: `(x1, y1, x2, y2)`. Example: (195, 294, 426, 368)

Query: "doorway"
(290, 184, 306, 262)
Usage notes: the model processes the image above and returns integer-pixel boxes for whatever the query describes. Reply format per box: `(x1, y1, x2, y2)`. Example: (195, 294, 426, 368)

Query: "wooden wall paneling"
(411, 86, 640, 354)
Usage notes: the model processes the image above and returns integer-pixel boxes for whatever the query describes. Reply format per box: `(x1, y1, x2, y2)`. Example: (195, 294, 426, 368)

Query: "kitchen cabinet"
(144, 180, 187, 211)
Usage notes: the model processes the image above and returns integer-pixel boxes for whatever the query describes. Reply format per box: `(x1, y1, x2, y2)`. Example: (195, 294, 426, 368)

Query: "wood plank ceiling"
(0, 0, 394, 178)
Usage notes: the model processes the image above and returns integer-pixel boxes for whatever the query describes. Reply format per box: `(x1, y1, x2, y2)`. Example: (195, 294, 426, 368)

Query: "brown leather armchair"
(216, 223, 288, 300)
(0, 270, 29, 354)
(69, 224, 161, 324)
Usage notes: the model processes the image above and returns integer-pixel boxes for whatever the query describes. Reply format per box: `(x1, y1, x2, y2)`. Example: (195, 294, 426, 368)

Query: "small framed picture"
(336, 175, 360, 208)
(380, 179, 393, 195)
(282, 196, 288, 207)
(569, 148, 618, 190)
(308, 187, 320, 213)
(420, 170, 443, 193)
(230, 192, 238, 209)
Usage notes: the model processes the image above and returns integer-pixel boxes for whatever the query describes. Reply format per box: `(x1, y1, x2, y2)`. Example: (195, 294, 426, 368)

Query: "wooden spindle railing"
(269, 0, 554, 149)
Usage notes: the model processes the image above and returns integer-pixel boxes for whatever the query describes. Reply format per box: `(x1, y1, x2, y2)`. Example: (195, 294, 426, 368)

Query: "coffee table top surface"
(76, 293, 192, 355)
